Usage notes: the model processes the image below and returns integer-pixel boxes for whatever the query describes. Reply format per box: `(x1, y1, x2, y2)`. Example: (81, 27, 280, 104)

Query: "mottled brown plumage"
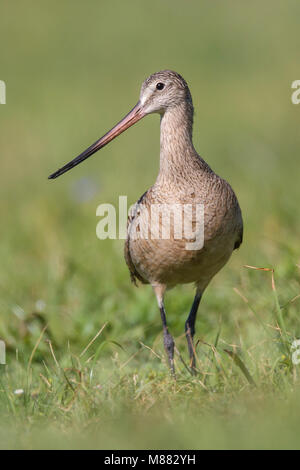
(124, 71, 243, 374)
(125, 73, 242, 284)
(49, 70, 243, 376)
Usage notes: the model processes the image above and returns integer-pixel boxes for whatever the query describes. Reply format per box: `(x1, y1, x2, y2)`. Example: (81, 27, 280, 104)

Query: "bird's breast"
(126, 178, 241, 288)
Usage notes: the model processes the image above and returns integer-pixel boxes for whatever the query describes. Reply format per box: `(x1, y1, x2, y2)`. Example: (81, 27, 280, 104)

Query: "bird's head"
(139, 70, 192, 115)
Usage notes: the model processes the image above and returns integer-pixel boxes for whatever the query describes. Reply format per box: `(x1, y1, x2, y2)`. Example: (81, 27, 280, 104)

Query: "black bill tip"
(48, 172, 59, 180)
(48, 166, 71, 180)
(48, 142, 99, 180)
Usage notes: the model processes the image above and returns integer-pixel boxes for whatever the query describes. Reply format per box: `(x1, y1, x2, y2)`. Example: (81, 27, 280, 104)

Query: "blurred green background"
(1, 0, 300, 449)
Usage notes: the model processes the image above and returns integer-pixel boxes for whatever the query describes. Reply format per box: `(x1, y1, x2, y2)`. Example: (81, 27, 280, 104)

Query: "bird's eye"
(156, 82, 165, 90)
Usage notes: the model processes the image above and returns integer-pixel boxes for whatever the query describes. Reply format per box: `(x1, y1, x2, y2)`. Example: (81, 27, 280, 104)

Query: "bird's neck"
(158, 101, 197, 180)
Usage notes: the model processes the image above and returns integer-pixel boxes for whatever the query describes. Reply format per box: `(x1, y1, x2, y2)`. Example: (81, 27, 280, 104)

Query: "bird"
(49, 70, 243, 376)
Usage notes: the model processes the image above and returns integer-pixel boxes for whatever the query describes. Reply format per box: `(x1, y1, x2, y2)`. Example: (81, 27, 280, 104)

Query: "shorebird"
(49, 70, 243, 376)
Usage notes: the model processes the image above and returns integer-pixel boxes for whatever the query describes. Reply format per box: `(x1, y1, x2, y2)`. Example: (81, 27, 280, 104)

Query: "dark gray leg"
(153, 285, 176, 376)
(185, 291, 202, 373)
(159, 304, 175, 376)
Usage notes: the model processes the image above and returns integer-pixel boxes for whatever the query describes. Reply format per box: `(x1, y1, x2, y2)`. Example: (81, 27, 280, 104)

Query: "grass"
(1, 0, 300, 449)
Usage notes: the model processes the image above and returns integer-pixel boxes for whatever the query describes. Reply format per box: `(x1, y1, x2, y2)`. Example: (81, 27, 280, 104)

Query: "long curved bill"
(48, 102, 145, 179)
